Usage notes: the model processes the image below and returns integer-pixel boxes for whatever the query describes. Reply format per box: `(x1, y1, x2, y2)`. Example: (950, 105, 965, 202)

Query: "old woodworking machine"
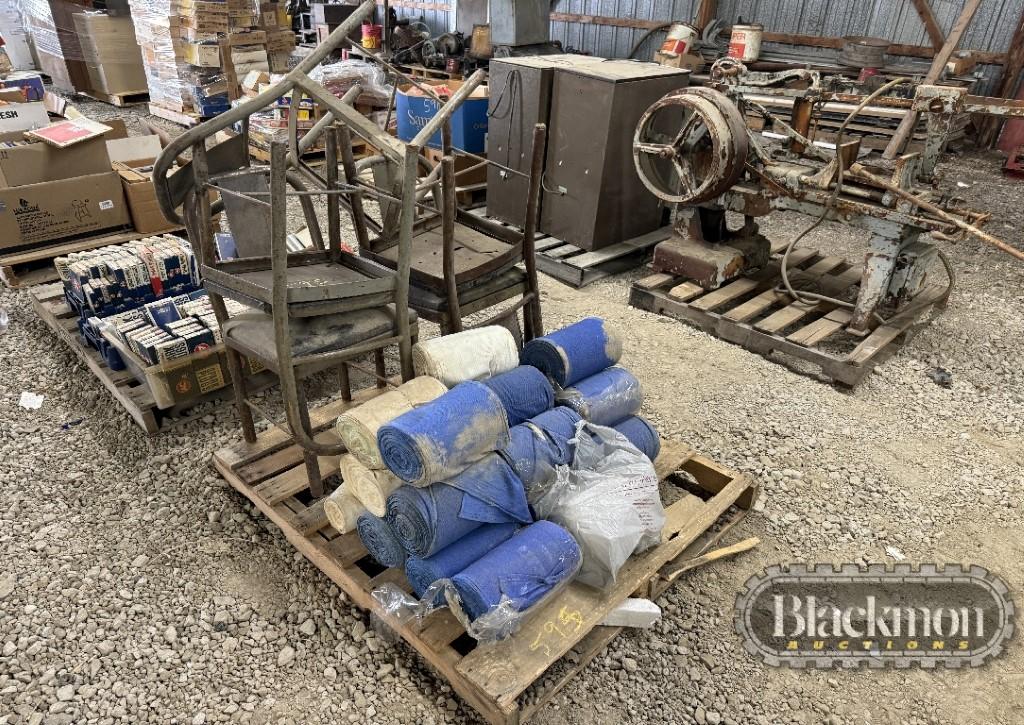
(632, 64, 1019, 336)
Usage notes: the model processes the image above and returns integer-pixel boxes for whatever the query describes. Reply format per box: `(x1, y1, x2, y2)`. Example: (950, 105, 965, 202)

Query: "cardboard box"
(184, 43, 221, 67)
(73, 13, 149, 95)
(0, 171, 130, 249)
(0, 102, 50, 134)
(1, 72, 46, 102)
(0, 136, 113, 186)
(397, 80, 489, 153)
(423, 146, 487, 186)
(265, 29, 296, 52)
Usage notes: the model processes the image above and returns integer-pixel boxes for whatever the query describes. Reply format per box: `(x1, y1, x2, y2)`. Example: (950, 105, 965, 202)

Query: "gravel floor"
(1, 97, 1023, 725)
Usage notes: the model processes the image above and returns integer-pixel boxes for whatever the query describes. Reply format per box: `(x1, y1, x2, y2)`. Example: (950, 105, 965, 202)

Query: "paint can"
(361, 23, 383, 49)
(659, 23, 700, 57)
(727, 23, 763, 62)
(839, 36, 889, 69)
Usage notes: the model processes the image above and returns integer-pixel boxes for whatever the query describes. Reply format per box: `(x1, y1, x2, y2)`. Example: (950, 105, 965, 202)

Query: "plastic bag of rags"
(533, 421, 664, 589)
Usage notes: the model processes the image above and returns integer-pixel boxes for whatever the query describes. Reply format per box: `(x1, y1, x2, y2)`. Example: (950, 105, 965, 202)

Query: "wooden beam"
(978, 8, 1024, 147)
(910, 0, 945, 50)
(695, 0, 718, 30)
(883, 0, 984, 159)
(546, 13, 1008, 66)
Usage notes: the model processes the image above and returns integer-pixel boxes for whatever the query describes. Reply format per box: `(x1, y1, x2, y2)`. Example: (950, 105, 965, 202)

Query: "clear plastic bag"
(309, 59, 393, 103)
(532, 421, 664, 590)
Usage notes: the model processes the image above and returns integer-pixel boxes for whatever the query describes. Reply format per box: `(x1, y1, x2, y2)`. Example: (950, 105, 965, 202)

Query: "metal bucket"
(839, 36, 889, 69)
(659, 22, 700, 57)
(727, 24, 763, 62)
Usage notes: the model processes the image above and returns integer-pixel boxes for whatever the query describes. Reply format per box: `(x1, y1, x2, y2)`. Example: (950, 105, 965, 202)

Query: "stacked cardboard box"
(73, 12, 149, 96)
(21, 0, 93, 92)
(128, 0, 293, 118)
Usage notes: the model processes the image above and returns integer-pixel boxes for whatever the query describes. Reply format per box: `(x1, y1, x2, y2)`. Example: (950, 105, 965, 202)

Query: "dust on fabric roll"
(339, 453, 403, 517)
(335, 376, 448, 469)
(449, 520, 582, 623)
(386, 454, 531, 558)
(520, 317, 623, 387)
(499, 408, 583, 490)
(377, 380, 510, 485)
(323, 485, 366, 534)
(558, 367, 643, 426)
(412, 326, 519, 387)
(356, 513, 408, 568)
(611, 415, 661, 461)
(481, 365, 555, 426)
(404, 522, 519, 598)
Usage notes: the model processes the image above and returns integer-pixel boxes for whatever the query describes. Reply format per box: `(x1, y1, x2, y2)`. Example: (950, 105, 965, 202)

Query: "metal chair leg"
(225, 348, 257, 443)
(374, 349, 387, 389)
(339, 362, 352, 402)
(293, 383, 324, 498)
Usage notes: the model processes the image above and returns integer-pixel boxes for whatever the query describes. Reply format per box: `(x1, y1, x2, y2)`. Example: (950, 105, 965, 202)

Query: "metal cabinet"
(485, 55, 605, 228)
(541, 61, 691, 250)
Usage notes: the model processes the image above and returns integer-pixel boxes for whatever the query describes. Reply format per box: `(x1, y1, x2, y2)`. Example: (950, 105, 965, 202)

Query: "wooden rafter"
(910, 0, 945, 50)
(695, 0, 718, 30)
(978, 8, 1024, 147)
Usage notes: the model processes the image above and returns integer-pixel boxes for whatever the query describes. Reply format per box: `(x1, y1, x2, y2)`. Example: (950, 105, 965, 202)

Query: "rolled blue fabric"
(499, 408, 583, 489)
(356, 513, 407, 569)
(387, 454, 530, 558)
(520, 317, 622, 387)
(405, 523, 519, 598)
(612, 415, 661, 461)
(377, 380, 510, 485)
(559, 367, 643, 426)
(450, 520, 582, 623)
(482, 366, 555, 426)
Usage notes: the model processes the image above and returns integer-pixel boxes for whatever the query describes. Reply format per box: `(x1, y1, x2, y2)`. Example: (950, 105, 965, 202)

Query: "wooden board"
(0, 228, 185, 289)
(535, 227, 673, 288)
(149, 103, 204, 128)
(82, 89, 150, 107)
(629, 248, 946, 388)
(29, 282, 271, 434)
(212, 406, 758, 725)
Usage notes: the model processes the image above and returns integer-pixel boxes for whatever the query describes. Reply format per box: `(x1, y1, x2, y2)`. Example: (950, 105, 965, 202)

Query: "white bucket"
(659, 23, 700, 57)
(728, 24, 764, 62)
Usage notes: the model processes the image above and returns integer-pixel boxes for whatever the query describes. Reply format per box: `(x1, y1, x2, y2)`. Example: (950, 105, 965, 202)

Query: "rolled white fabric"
(335, 376, 448, 469)
(411, 326, 519, 388)
(323, 485, 366, 534)
(339, 453, 402, 517)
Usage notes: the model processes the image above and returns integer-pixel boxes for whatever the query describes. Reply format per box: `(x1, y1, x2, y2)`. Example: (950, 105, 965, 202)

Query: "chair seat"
(222, 305, 417, 364)
(203, 258, 395, 308)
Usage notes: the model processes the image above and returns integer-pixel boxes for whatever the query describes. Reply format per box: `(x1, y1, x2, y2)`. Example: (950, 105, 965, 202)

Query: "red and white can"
(728, 23, 764, 62)
(659, 23, 699, 57)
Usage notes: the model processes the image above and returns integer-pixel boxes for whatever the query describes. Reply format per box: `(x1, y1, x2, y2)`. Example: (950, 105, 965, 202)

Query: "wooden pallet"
(149, 103, 204, 127)
(629, 247, 947, 387)
(396, 63, 463, 81)
(212, 401, 758, 725)
(535, 227, 673, 288)
(0, 228, 181, 289)
(29, 283, 270, 434)
(82, 89, 150, 107)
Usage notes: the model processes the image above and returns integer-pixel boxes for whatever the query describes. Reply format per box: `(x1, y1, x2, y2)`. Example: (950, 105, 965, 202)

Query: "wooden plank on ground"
(787, 308, 853, 346)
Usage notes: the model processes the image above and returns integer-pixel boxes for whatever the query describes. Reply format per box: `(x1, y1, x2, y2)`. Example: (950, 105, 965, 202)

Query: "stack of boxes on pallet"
(128, 0, 295, 119)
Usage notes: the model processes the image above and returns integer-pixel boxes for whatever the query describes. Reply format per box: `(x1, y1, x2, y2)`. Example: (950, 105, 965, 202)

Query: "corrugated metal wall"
(390, 4, 451, 35)
(549, 0, 1022, 94)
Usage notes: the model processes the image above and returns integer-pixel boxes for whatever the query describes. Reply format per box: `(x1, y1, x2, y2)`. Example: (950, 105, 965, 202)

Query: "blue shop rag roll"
(611, 415, 661, 461)
(450, 520, 582, 623)
(520, 317, 623, 387)
(499, 408, 583, 490)
(482, 365, 555, 426)
(356, 513, 407, 568)
(405, 522, 519, 598)
(387, 453, 531, 558)
(377, 380, 510, 485)
(558, 367, 643, 426)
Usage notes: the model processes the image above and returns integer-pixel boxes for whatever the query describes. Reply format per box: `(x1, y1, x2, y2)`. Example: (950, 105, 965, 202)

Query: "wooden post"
(910, 0, 945, 50)
(695, 0, 717, 30)
(883, 0, 983, 159)
(978, 8, 1024, 148)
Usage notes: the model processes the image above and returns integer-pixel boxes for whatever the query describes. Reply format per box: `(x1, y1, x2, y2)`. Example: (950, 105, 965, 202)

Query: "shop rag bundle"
(520, 317, 622, 387)
(377, 381, 510, 485)
(405, 522, 519, 598)
(412, 326, 519, 387)
(611, 415, 661, 461)
(482, 365, 555, 426)
(339, 454, 403, 517)
(386, 454, 531, 557)
(356, 512, 408, 568)
(335, 376, 448, 469)
(557, 367, 643, 426)
(449, 520, 582, 623)
(323, 485, 366, 534)
(500, 408, 583, 490)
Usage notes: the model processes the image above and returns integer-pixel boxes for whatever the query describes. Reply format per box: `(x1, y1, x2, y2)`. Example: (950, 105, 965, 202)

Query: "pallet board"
(212, 402, 758, 724)
(149, 103, 204, 128)
(29, 282, 271, 434)
(629, 247, 946, 387)
(82, 89, 150, 107)
(535, 227, 673, 288)
(0, 228, 184, 289)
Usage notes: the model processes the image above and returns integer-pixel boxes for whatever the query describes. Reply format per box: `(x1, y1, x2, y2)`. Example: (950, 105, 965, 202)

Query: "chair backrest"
(216, 169, 273, 258)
